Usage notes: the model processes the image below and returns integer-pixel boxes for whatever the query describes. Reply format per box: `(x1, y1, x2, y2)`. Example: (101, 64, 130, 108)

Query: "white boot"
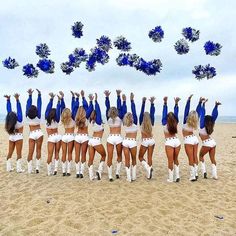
(96, 161, 104, 180)
(131, 165, 136, 181)
(80, 162, 85, 178)
(194, 164, 199, 179)
(141, 160, 149, 177)
(201, 161, 207, 178)
(67, 161, 71, 176)
(76, 162, 81, 178)
(16, 159, 24, 173)
(47, 162, 52, 176)
(36, 159, 40, 173)
(211, 164, 218, 180)
(54, 160, 59, 175)
(125, 167, 132, 183)
(115, 162, 122, 179)
(6, 159, 14, 172)
(62, 162, 67, 176)
(27, 160, 33, 174)
(107, 165, 113, 181)
(189, 166, 196, 181)
(167, 169, 174, 182)
(174, 164, 180, 182)
(89, 165, 94, 180)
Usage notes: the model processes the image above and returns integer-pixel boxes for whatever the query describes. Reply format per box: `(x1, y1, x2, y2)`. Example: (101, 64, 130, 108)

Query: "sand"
(0, 123, 236, 236)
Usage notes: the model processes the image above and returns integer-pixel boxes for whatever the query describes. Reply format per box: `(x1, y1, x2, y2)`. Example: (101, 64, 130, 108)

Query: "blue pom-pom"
(37, 59, 55, 73)
(114, 36, 131, 51)
(71, 21, 83, 38)
(22, 64, 39, 78)
(2, 57, 19, 69)
(204, 64, 216, 79)
(86, 55, 96, 72)
(96, 36, 112, 52)
(174, 39, 190, 54)
(192, 65, 206, 80)
(36, 43, 51, 58)
(68, 48, 88, 68)
(61, 62, 74, 75)
(182, 27, 200, 42)
(204, 41, 222, 56)
(90, 47, 109, 65)
(148, 26, 164, 43)
(134, 58, 162, 75)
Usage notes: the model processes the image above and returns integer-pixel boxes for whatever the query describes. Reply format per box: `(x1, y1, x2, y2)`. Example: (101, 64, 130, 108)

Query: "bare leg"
(199, 146, 211, 178)
(138, 145, 147, 162)
(80, 141, 88, 178)
(6, 141, 15, 171)
(115, 143, 123, 178)
(27, 139, 36, 173)
(66, 141, 74, 176)
(130, 146, 137, 181)
(74, 142, 81, 164)
(61, 141, 67, 176)
(173, 146, 181, 182)
(94, 144, 106, 180)
(165, 146, 174, 182)
(147, 144, 155, 167)
(88, 145, 95, 180)
(123, 147, 131, 182)
(15, 139, 24, 172)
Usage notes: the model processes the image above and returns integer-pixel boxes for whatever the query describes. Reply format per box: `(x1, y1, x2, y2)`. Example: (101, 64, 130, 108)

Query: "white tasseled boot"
(194, 164, 199, 180)
(189, 166, 196, 181)
(54, 159, 59, 175)
(107, 165, 113, 181)
(115, 162, 122, 179)
(62, 161, 67, 176)
(125, 167, 132, 183)
(75, 162, 81, 178)
(67, 161, 71, 176)
(27, 160, 33, 174)
(201, 161, 207, 178)
(141, 160, 149, 178)
(89, 165, 94, 180)
(6, 159, 14, 172)
(80, 162, 85, 178)
(36, 159, 40, 173)
(167, 169, 174, 182)
(211, 164, 218, 180)
(174, 164, 180, 182)
(131, 165, 136, 181)
(96, 161, 104, 180)
(16, 159, 24, 173)
(47, 162, 52, 176)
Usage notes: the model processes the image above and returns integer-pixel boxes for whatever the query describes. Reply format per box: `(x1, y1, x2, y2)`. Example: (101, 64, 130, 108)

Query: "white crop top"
(92, 123, 104, 132)
(182, 124, 194, 132)
(124, 124, 138, 134)
(108, 117, 122, 128)
(199, 128, 208, 136)
(64, 119, 75, 129)
(15, 121, 23, 129)
(27, 117, 41, 126)
(46, 121, 59, 129)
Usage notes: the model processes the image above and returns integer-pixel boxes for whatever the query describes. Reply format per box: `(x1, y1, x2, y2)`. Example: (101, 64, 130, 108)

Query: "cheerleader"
(88, 93, 106, 180)
(104, 90, 127, 181)
(162, 96, 181, 182)
(138, 96, 156, 179)
(122, 93, 138, 182)
(4, 94, 24, 173)
(45, 92, 63, 176)
(60, 91, 78, 176)
(26, 89, 43, 174)
(74, 91, 93, 178)
(199, 99, 221, 179)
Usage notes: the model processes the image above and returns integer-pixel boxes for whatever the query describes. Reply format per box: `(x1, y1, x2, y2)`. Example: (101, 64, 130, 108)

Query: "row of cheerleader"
(4, 89, 221, 182)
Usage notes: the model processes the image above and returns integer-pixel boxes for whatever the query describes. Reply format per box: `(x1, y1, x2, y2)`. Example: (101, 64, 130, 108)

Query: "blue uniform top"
(183, 99, 202, 124)
(95, 100, 102, 125)
(7, 99, 23, 122)
(45, 98, 61, 123)
(200, 104, 219, 129)
(139, 101, 155, 126)
(130, 100, 138, 125)
(26, 94, 42, 118)
(162, 103, 179, 126)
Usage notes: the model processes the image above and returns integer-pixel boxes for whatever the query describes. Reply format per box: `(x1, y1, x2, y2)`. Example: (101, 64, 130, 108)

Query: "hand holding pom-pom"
(182, 27, 200, 42)
(22, 64, 39, 78)
(174, 39, 190, 54)
(204, 41, 222, 56)
(148, 26, 164, 43)
(2, 57, 19, 69)
(71, 21, 84, 38)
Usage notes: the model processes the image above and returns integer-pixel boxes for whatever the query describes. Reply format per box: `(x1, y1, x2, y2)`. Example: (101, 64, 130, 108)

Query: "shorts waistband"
(202, 138, 212, 143)
(165, 137, 178, 141)
(64, 133, 74, 136)
(12, 133, 23, 136)
(184, 134, 196, 139)
(30, 129, 42, 133)
(91, 137, 101, 140)
(124, 137, 136, 141)
(109, 134, 121, 136)
(142, 137, 154, 141)
(48, 133, 59, 137)
(76, 133, 88, 136)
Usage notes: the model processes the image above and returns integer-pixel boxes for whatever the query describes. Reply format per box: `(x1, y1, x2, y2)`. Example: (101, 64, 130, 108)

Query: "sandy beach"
(0, 123, 236, 236)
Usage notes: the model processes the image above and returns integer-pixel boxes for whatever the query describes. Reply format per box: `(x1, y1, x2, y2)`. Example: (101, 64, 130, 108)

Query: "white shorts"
(48, 133, 62, 143)
(165, 137, 181, 148)
(29, 129, 44, 140)
(184, 134, 199, 145)
(141, 137, 155, 147)
(9, 133, 23, 142)
(88, 137, 102, 147)
(107, 134, 123, 145)
(75, 134, 89, 144)
(122, 138, 137, 149)
(62, 133, 74, 143)
(202, 138, 216, 148)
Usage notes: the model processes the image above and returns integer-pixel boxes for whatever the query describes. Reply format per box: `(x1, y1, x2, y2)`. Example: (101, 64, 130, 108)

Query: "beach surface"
(0, 123, 236, 236)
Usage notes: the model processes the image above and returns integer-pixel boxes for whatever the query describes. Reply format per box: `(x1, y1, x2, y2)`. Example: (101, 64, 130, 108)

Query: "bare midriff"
(109, 127, 121, 134)
(125, 132, 137, 139)
(76, 126, 88, 134)
(164, 132, 176, 139)
(182, 130, 193, 137)
(93, 130, 103, 138)
(141, 131, 153, 139)
(29, 125, 41, 132)
(15, 127, 23, 133)
(64, 127, 75, 134)
(199, 134, 210, 141)
(46, 128, 58, 136)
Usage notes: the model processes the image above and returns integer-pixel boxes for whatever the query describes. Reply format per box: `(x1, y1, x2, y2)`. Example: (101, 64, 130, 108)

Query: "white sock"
(125, 167, 132, 182)
(116, 162, 122, 176)
(131, 165, 136, 181)
(89, 165, 94, 180)
(47, 162, 52, 176)
(27, 160, 33, 174)
(167, 169, 174, 182)
(36, 159, 40, 171)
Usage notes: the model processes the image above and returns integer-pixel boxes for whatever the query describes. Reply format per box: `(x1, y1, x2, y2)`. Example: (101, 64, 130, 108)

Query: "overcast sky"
(0, 0, 235, 116)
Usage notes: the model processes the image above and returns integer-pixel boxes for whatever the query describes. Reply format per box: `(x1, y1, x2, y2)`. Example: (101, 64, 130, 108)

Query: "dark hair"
(205, 115, 214, 135)
(27, 105, 38, 119)
(5, 112, 17, 135)
(167, 112, 178, 135)
(46, 108, 56, 126)
(89, 110, 96, 124)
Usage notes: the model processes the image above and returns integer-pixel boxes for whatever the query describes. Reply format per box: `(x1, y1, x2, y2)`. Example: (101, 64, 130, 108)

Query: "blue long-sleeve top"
(82, 97, 88, 111)
(26, 94, 42, 119)
(200, 104, 219, 129)
(105, 97, 110, 120)
(95, 100, 102, 125)
(72, 97, 79, 120)
(7, 99, 23, 122)
(162, 103, 179, 125)
(131, 100, 138, 125)
(184, 99, 202, 124)
(139, 102, 155, 126)
(45, 98, 61, 123)
(86, 101, 94, 119)
(60, 98, 66, 114)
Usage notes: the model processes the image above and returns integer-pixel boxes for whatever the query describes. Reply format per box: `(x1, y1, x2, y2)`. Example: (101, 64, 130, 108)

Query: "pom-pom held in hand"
(36, 43, 51, 58)
(182, 27, 200, 42)
(2, 57, 19, 69)
(174, 39, 190, 54)
(192, 65, 206, 80)
(71, 21, 84, 38)
(96, 36, 112, 52)
(114, 36, 131, 51)
(22, 64, 39, 78)
(204, 64, 216, 79)
(61, 62, 74, 75)
(204, 41, 222, 56)
(148, 26, 164, 42)
(37, 59, 55, 73)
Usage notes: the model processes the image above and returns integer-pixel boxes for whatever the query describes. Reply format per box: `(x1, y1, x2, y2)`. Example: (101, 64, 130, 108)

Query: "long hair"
(123, 112, 133, 127)
(186, 110, 198, 130)
(205, 115, 214, 135)
(46, 108, 56, 126)
(27, 105, 38, 119)
(167, 112, 178, 135)
(75, 106, 86, 128)
(61, 108, 72, 126)
(5, 112, 17, 135)
(141, 112, 152, 135)
(108, 107, 118, 123)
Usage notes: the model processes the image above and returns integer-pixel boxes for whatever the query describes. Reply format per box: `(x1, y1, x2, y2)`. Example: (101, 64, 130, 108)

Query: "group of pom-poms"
(192, 64, 216, 80)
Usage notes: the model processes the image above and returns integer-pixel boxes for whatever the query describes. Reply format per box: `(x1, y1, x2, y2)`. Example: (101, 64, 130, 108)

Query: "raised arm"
(86, 94, 94, 119)
(45, 93, 54, 119)
(212, 101, 221, 122)
(56, 91, 64, 122)
(174, 97, 181, 123)
(130, 93, 137, 125)
(196, 97, 204, 118)
(200, 100, 207, 129)
(162, 97, 168, 126)
(36, 89, 42, 119)
(71, 91, 75, 112)
(104, 90, 111, 120)
(26, 89, 33, 116)
(81, 90, 88, 111)
(72, 96, 80, 120)
(4, 95, 12, 113)
(14, 94, 23, 122)
(95, 93, 102, 125)
(139, 97, 146, 125)
(116, 90, 122, 118)
(150, 97, 156, 126)
(121, 94, 127, 119)
(183, 95, 192, 124)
